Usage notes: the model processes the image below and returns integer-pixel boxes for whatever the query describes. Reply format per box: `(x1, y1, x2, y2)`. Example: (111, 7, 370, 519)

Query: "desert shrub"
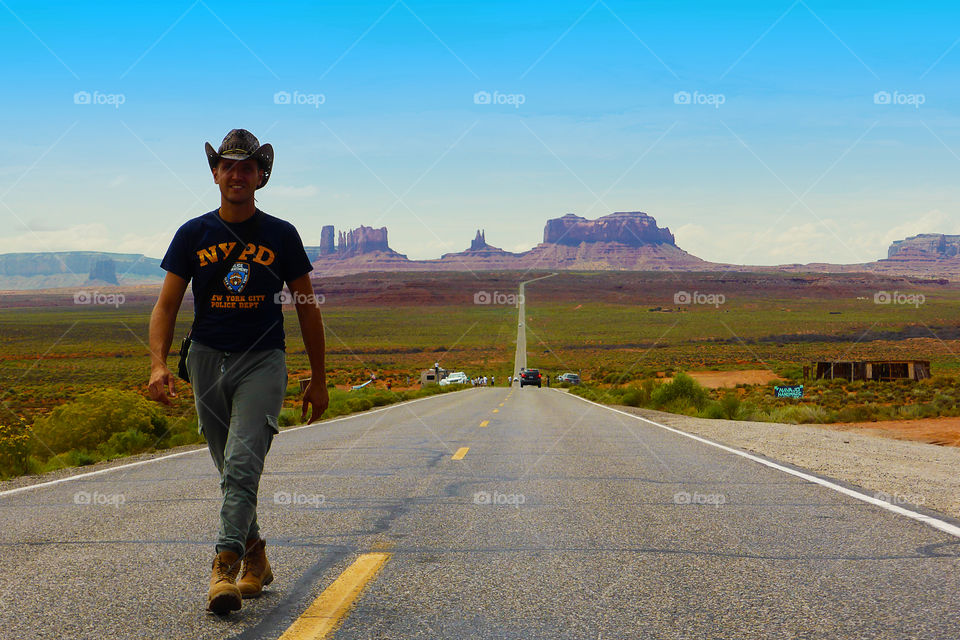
(918, 402, 940, 419)
(651, 373, 709, 411)
(96, 429, 154, 458)
(278, 409, 300, 427)
(0, 423, 31, 478)
(765, 405, 833, 424)
(41, 449, 97, 471)
(719, 393, 741, 419)
(699, 402, 726, 419)
(897, 404, 922, 419)
(621, 388, 645, 407)
(31, 389, 168, 455)
(837, 405, 878, 423)
(165, 415, 204, 447)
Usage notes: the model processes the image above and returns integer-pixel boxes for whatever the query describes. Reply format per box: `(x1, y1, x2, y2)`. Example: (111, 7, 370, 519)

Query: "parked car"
(520, 369, 542, 388)
(558, 373, 581, 385)
(440, 371, 469, 386)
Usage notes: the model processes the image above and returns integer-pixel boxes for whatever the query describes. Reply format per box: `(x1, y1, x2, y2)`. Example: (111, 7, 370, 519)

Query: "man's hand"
(148, 365, 177, 405)
(301, 380, 329, 424)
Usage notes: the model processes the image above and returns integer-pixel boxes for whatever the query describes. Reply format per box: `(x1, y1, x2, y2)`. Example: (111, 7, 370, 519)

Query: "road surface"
(2, 278, 960, 638)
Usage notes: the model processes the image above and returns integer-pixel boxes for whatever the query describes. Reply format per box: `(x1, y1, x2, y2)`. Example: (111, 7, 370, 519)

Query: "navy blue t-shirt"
(160, 209, 313, 352)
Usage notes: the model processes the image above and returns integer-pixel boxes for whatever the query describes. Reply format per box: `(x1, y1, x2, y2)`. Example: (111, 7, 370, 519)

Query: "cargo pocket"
(265, 414, 280, 435)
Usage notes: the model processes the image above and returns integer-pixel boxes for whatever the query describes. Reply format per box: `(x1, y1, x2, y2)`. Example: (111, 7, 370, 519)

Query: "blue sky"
(2, 0, 959, 264)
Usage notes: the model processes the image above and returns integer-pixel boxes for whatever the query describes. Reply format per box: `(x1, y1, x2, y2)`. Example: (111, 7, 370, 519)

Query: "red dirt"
(662, 370, 783, 389)
(823, 417, 960, 447)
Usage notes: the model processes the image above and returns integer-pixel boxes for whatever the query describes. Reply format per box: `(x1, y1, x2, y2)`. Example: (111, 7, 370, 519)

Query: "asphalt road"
(3, 280, 960, 638)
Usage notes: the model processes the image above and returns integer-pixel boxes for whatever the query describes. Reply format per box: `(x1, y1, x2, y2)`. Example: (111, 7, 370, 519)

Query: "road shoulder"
(611, 404, 960, 521)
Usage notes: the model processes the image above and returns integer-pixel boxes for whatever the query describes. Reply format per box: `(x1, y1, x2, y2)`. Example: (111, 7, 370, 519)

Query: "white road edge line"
(561, 389, 960, 540)
(0, 391, 464, 498)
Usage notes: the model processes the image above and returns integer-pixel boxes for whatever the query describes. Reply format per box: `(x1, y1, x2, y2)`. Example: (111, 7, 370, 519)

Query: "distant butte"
(307, 212, 960, 280)
(310, 211, 709, 275)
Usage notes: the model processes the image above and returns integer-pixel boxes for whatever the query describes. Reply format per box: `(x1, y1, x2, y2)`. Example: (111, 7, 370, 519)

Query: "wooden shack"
(812, 360, 930, 382)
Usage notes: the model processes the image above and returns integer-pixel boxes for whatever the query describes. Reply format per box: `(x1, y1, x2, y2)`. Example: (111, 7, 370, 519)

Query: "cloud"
(268, 184, 319, 198)
(0, 224, 171, 258)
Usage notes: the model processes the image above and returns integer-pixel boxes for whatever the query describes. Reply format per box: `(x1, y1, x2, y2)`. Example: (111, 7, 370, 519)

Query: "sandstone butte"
(307, 212, 960, 280)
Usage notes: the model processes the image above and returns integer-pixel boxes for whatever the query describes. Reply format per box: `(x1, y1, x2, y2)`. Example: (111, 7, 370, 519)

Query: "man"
(147, 129, 329, 614)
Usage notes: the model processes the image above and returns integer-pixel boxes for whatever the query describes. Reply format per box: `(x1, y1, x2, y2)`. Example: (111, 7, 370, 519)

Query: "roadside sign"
(775, 385, 804, 399)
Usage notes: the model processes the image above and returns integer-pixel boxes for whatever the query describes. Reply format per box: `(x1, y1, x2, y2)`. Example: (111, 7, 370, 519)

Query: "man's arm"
(148, 271, 189, 405)
(288, 273, 329, 424)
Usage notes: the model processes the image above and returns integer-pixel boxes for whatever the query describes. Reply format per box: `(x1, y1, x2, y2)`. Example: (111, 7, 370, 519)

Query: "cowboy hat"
(204, 128, 274, 189)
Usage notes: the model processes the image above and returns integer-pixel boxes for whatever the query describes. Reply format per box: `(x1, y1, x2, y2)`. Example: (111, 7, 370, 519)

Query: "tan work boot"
(207, 550, 242, 614)
(237, 538, 274, 598)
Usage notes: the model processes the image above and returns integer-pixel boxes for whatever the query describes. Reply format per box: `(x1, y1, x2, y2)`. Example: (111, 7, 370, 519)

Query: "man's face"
(213, 158, 262, 203)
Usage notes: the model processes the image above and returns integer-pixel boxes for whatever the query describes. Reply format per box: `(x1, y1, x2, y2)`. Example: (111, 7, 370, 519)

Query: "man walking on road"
(147, 129, 329, 614)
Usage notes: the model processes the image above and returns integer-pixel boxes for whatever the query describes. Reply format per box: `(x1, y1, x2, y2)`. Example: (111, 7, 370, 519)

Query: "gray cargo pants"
(186, 340, 286, 556)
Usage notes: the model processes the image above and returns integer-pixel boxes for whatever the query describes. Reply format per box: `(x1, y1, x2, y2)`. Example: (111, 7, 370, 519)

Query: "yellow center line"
(492, 409, 499, 413)
(479, 420, 489, 427)
(452, 447, 469, 460)
(278, 552, 391, 640)
(498, 403, 504, 407)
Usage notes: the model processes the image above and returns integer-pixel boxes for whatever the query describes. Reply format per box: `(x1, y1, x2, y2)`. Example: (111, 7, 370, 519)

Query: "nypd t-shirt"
(161, 209, 313, 352)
